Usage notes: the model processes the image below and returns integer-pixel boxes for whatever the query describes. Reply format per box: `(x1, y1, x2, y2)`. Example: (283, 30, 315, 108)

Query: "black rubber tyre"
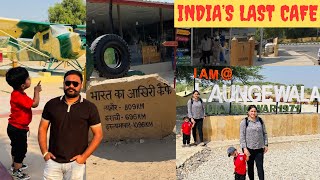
(90, 34, 131, 78)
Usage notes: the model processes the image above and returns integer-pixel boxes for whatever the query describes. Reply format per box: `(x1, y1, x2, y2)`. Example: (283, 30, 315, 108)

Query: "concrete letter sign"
(86, 74, 176, 140)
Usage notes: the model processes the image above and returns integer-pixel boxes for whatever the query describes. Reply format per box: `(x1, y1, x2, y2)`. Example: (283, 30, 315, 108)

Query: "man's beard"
(64, 88, 80, 98)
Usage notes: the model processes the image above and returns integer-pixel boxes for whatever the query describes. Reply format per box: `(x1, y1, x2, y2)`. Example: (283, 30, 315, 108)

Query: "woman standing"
(240, 105, 268, 180)
(187, 90, 206, 146)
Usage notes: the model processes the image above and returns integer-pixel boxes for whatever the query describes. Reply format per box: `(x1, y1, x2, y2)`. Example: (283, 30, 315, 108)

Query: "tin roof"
(88, 0, 173, 9)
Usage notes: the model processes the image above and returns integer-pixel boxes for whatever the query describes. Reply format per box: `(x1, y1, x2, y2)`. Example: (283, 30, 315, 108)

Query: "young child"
(227, 147, 248, 180)
(181, 117, 194, 147)
(5, 67, 42, 180)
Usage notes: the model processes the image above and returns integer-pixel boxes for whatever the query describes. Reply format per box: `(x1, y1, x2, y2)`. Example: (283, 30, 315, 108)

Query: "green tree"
(255, 28, 286, 40)
(231, 66, 264, 84)
(255, 28, 318, 40)
(48, 0, 86, 24)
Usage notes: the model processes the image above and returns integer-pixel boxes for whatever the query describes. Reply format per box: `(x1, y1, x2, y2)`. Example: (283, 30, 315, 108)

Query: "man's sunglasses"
(64, 81, 80, 87)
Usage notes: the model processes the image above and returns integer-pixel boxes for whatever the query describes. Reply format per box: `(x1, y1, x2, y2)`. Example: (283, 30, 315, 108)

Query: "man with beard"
(38, 70, 103, 180)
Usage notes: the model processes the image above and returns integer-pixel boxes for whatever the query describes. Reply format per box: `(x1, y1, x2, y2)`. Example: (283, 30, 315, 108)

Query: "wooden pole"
(249, 37, 255, 66)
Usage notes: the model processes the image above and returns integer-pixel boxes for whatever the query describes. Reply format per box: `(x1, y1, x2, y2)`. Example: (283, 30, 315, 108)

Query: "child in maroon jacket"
(227, 147, 249, 180)
(181, 117, 194, 147)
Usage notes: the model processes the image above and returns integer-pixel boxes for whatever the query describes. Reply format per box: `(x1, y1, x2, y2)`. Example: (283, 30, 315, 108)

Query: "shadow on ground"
(0, 135, 44, 180)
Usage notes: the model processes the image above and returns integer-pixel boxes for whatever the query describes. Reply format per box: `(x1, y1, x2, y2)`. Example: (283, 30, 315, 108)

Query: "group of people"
(3, 67, 103, 180)
(181, 90, 269, 180)
(199, 32, 227, 65)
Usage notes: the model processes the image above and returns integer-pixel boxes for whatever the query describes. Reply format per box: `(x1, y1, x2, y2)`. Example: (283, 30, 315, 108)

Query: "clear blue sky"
(0, 0, 172, 22)
(258, 66, 320, 88)
(0, 0, 62, 21)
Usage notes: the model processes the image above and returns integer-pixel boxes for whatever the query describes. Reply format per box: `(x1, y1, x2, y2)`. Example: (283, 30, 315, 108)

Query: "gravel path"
(178, 139, 320, 180)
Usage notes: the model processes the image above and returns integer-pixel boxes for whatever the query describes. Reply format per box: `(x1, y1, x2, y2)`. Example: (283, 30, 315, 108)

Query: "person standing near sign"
(240, 105, 268, 180)
(38, 70, 103, 179)
(200, 34, 212, 65)
(187, 90, 206, 146)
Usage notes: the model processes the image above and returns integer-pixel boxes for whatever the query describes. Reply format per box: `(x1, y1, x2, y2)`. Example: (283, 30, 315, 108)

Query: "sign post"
(176, 28, 191, 66)
(162, 41, 178, 88)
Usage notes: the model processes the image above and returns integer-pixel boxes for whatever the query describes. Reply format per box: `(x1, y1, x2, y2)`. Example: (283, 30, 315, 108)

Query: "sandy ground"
(0, 113, 176, 180)
(179, 135, 320, 180)
(0, 60, 176, 179)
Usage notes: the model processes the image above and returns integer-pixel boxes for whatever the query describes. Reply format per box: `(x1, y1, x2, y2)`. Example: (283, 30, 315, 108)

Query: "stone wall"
(203, 114, 320, 141)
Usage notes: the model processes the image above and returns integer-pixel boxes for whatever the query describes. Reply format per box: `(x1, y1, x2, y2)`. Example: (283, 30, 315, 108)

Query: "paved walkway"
(192, 49, 316, 66)
(254, 49, 316, 66)
(192, 51, 229, 66)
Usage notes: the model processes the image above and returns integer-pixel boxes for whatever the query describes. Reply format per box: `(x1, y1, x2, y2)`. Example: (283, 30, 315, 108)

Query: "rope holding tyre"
(90, 34, 131, 78)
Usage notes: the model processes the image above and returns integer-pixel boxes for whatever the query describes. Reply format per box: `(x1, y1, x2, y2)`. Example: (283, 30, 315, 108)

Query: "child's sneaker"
(10, 163, 28, 172)
(182, 144, 186, 147)
(12, 169, 30, 180)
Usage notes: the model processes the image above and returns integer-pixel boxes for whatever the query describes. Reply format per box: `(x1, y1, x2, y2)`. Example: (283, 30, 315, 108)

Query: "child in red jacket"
(181, 117, 194, 147)
(6, 67, 42, 180)
(227, 147, 249, 180)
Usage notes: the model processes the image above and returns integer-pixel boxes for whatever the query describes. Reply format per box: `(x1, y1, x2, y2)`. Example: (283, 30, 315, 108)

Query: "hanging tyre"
(90, 34, 131, 78)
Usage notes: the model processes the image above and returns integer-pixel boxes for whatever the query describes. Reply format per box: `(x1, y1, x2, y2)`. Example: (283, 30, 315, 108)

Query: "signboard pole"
(176, 28, 191, 66)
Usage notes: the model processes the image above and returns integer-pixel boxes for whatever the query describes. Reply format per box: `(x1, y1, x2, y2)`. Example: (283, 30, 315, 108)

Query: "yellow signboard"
(176, 29, 191, 36)
(174, 0, 320, 27)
